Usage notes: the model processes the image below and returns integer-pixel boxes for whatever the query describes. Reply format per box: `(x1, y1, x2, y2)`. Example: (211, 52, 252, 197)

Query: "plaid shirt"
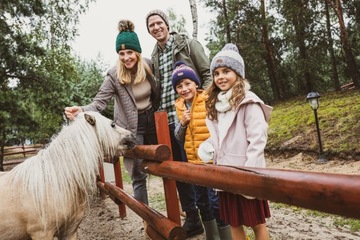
(158, 35, 177, 124)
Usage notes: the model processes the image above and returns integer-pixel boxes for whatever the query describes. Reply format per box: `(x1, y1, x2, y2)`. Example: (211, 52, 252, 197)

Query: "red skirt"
(219, 191, 271, 227)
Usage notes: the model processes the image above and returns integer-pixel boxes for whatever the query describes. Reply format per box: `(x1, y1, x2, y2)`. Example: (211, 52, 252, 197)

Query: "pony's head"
(81, 111, 136, 156)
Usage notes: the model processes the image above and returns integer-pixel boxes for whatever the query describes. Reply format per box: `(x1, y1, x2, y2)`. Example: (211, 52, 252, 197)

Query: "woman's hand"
(64, 106, 82, 120)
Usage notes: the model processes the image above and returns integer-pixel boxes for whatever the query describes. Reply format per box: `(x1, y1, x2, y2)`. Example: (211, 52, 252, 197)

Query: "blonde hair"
(116, 52, 152, 85)
(205, 75, 250, 121)
(116, 19, 152, 84)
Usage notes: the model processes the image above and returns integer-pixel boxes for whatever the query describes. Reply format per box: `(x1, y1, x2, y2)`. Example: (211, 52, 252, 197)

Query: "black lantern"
(306, 92, 326, 163)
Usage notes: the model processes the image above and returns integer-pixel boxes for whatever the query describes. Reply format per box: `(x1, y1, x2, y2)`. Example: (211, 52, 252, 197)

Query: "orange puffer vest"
(175, 90, 211, 164)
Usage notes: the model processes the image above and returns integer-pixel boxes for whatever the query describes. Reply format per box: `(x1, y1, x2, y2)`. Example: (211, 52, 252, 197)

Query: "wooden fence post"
(113, 156, 126, 219)
(154, 111, 181, 225)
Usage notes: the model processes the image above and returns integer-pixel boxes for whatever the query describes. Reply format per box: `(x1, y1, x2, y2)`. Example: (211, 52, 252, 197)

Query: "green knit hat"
(115, 20, 142, 53)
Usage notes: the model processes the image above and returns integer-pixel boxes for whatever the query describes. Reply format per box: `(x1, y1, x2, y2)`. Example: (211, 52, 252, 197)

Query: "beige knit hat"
(145, 9, 169, 32)
(210, 43, 245, 78)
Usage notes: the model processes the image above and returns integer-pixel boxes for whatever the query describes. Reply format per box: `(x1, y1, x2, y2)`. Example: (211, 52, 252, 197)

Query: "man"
(145, 9, 212, 238)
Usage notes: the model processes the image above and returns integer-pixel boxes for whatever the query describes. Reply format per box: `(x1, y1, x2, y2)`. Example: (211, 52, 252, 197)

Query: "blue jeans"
(208, 189, 227, 226)
(194, 185, 228, 225)
(169, 123, 197, 213)
(123, 107, 157, 205)
(194, 185, 214, 222)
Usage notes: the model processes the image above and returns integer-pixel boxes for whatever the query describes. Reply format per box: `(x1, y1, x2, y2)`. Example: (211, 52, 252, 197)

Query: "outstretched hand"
(64, 106, 82, 120)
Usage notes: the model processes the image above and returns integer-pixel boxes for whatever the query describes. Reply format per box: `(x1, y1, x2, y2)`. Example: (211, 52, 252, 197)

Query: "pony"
(0, 111, 136, 240)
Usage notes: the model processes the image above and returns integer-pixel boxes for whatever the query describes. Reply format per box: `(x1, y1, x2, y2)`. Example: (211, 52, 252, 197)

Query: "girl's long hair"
(205, 75, 250, 121)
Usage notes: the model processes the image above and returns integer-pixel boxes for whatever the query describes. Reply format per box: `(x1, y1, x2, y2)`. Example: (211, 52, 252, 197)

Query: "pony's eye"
(111, 122, 116, 128)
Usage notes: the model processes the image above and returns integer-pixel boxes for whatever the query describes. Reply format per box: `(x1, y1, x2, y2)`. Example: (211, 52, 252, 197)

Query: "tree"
(189, 0, 199, 39)
(260, 0, 282, 101)
(202, 0, 360, 98)
(327, 0, 360, 88)
(168, 8, 188, 35)
(324, 0, 341, 90)
(0, 0, 94, 166)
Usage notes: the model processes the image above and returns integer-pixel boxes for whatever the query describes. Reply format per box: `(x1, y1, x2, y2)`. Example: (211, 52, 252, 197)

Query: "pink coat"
(204, 91, 272, 168)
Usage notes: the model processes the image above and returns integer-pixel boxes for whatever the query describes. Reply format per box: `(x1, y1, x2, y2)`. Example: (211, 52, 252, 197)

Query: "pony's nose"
(123, 134, 136, 150)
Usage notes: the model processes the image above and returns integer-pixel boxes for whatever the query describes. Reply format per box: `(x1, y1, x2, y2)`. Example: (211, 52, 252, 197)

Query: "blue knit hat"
(210, 43, 245, 78)
(115, 20, 142, 53)
(172, 61, 200, 92)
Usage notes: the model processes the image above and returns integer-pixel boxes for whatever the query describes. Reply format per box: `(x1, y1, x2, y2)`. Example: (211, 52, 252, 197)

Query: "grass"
(267, 89, 360, 159)
(119, 157, 167, 211)
(119, 157, 132, 184)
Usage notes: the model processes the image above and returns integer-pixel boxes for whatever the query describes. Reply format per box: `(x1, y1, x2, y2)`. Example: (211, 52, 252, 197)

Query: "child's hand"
(198, 142, 214, 163)
(181, 109, 191, 126)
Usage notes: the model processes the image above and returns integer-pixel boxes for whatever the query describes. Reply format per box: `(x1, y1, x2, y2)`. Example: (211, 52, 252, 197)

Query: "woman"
(64, 19, 160, 205)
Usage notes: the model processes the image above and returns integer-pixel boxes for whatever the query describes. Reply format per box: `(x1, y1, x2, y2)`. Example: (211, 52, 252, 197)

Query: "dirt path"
(78, 153, 360, 239)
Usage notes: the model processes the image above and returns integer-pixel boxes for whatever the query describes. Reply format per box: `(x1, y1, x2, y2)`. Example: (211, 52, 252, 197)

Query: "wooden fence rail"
(97, 181, 185, 240)
(141, 160, 360, 220)
(96, 110, 360, 240)
(1, 145, 42, 166)
(98, 144, 184, 239)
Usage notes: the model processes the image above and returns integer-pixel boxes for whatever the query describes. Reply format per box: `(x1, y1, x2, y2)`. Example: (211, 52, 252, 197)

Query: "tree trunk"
(0, 131, 5, 171)
(221, 0, 231, 43)
(325, 0, 340, 90)
(293, 0, 313, 93)
(189, 0, 198, 40)
(328, 0, 360, 88)
(260, 0, 282, 101)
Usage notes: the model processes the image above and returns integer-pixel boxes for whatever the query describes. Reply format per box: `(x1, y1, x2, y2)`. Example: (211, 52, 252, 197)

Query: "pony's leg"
(57, 232, 78, 240)
(30, 231, 55, 240)
(57, 217, 82, 240)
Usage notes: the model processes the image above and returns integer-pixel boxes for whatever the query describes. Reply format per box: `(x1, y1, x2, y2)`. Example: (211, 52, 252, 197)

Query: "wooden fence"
(97, 111, 360, 240)
(1, 144, 41, 166)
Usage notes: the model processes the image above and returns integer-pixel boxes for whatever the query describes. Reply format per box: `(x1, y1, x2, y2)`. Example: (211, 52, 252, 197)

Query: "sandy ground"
(77, 152, 360, 240)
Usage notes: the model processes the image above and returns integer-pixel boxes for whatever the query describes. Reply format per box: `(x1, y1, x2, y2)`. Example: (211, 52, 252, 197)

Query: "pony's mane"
(8, 111, 118, 229)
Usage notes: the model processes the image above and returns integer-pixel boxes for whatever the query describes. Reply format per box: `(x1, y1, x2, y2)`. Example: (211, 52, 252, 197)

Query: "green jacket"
(150, 32, 212, 90)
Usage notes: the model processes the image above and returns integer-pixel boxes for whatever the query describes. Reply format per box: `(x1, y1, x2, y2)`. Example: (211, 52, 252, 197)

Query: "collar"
(157, 35, 174, 52)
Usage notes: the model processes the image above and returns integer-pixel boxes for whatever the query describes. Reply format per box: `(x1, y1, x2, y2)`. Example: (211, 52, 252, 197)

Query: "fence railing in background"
(1, 145, 41, 166)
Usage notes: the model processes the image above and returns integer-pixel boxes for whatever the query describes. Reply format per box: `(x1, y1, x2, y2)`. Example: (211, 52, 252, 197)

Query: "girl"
(64, 19, 160, 206)
(198, 43, 272, 240)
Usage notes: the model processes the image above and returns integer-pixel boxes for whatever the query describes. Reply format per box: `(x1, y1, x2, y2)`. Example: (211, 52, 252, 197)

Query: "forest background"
(1, 0, 360, 169)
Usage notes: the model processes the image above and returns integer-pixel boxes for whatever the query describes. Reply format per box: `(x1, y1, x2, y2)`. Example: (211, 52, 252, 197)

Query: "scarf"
(215, 88, 233, 113)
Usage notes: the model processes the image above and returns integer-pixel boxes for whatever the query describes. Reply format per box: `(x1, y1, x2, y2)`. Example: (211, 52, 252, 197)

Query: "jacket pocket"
(220, 153, 247, 167)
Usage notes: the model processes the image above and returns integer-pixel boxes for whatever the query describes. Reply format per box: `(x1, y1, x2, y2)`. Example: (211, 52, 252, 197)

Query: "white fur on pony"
(6, 111, 130, 232)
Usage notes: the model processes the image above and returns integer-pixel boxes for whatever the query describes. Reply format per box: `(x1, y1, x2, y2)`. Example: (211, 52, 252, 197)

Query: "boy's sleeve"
(174, 114, 186, 142)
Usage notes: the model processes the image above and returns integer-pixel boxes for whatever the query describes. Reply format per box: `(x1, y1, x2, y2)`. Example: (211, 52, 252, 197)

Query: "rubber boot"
(182, 209, 204, 238)
(203, 219, 220, 240)
(218, 224, 232, 240)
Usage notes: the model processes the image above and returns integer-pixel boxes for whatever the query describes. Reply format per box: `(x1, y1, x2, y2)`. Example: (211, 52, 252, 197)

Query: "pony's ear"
(84, 113, 96, 126)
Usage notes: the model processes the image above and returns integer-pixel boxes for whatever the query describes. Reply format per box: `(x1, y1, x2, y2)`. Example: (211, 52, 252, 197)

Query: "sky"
(72, 0, 213, 66)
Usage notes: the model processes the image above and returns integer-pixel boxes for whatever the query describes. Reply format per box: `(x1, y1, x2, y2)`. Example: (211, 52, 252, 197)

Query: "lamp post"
(306, 92, 326, 163)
